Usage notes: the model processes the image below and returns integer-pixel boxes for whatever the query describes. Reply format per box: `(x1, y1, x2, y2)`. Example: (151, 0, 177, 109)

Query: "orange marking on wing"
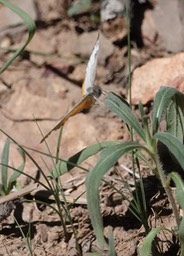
(40, 95, 94, 143)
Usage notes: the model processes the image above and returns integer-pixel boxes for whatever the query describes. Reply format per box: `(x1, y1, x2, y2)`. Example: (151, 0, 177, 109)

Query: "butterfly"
(40, 33, 101, 143)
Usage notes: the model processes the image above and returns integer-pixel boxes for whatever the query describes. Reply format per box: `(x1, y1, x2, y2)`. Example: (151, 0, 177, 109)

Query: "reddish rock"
(131, 53, 184, 104)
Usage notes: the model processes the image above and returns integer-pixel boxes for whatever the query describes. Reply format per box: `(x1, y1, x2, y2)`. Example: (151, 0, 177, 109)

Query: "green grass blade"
(52, 141, 121, 178)
(169, 172, 184, 210)
(1, 138, 10, 192)
(152, 86, 179, 135)
(166, 93, 184, 142)
(0, 0, 36, 73)
(55, 127, 63, 164)
(14, 217, 33, 256)
(0, 129, 52, 190)
(67, 0, 91, 16)
(138, 227, 163, 256)
(179, 217, 184, 255)
(105, 92, 145, 141)
(108, 228, 116, 256)
(154, 132, 184, 169)
(9, 147, 25, 185)
(86, 254, 101, 256)
(86, 142, 143, 249)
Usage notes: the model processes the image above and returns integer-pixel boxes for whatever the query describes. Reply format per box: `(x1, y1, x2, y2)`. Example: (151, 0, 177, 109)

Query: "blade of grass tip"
(8, 147, 26, 186)
(56, 127, 63, 164)
(0, 0, 36, 73)
(1, 138, 10, 193)
(152, 86, 178, 135)
(67, 0, 91, 17)
(105, 92, 146, 142)
(40, 156, 59, 192)
(138, 227, 165, 256)
(34, 117, 58, 173)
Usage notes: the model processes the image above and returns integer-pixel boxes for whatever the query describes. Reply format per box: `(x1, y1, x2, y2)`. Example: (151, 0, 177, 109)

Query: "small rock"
(5, 76, 80, 117)
(40, 224, 48, 242)
(131, 52, 184, 104)
(153, 0, 184, 52)
(0, 36, 11, 48)
(27, 32, 56, 65)
(27, 32, 55, 53)
(141, 9, 157, 47)
(100, 0, 128, 22)
(56, 31, 78, 59)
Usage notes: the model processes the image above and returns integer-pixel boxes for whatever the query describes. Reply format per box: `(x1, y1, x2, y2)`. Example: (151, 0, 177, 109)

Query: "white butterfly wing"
(82, 34, 100, 96)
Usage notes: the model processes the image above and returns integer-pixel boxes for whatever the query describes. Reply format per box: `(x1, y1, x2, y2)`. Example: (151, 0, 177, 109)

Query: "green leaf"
(154, 132, 184, 169)
(152, 86, 179, 135)
(166, 93, 184, 142)
(1, 138, 10, 192)
(55, 127, 63, 164)
(179, 217, 184, 255)
(169, 172, 184, 209)
(51, 141, 121, 178)
(105, 92, 145, 141)
(67, 0, 91, 17)
(0, 0, 36, 73)
(108, 228, 116, 256)
(0, 184, 5, 196)
(8, 147, 25, 187)
(86, 254, 101, 256)
(138, 227, 163, 256)
(86, 142, 143, 249)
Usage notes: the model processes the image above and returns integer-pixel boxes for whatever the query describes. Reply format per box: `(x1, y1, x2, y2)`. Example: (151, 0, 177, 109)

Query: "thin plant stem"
(126, 4, 132, 109)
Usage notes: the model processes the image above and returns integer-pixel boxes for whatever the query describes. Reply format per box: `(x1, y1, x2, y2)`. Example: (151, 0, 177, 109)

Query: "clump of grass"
(0, 138, 25, 196)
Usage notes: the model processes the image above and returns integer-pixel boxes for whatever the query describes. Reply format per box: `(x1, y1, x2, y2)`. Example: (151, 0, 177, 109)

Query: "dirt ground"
(0, 0, 183, 255)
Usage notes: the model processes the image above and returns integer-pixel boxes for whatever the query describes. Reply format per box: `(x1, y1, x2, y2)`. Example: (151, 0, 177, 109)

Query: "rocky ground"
(0, 0, 184, 255)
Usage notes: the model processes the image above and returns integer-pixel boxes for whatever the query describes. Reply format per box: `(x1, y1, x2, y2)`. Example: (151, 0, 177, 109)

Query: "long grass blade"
(154, 132, 184, 169)
(1, 138, 10, 192)
(8, 148, 25, 186)
(52, 141, 121, 178)
(166, 93, 184, 142)
(0, 0, 36, 73)
(152, 86, 180, 135)
(105, 92, 146, 141)
(178, 217, 184, 256)
(86, 142, 143, 249)
(169, 172, 184, 210)
(138, 227, 163, 256)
